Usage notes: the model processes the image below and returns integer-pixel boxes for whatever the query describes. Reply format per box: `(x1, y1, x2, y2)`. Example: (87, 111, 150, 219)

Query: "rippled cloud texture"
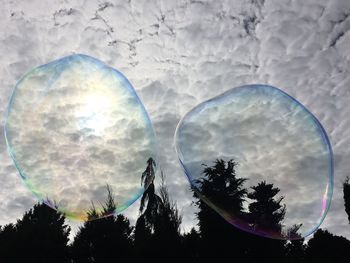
(0, 0, 349, 238)
(5, 54, 156, 220)
(175, 85, 333, 238)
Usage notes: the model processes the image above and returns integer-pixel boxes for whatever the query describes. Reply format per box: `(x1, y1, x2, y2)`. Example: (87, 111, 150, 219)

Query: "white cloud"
(4, 54, 157, 220)
(175, 85, 332, 237)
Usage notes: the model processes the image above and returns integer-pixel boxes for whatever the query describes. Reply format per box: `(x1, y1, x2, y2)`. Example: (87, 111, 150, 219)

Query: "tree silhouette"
(199, 159, 247, 214)
(139, 157, 162, 228)
(134, 168, 183, 261)
(3, 156, 350, 262)
(285, 224, 306, 263)
(152, 172, 183, 261)
(0, 203, 71, 263)
(134, 162, 160, 263)
(134, 156, 161, 262)
(343, 176, 350, 224)
(141, 157, 156, 195)
(156, 172, 182, 235)
(193, 159, 251, 262)
(71, 185, 133, 262)
(245, 180, 286, 262)
(0, 223, 17, 262)
(182, 228, 201, 262)
(247, 180, 286, 233)
(133, 214, 152, 260)
(305, 229, 350, 262)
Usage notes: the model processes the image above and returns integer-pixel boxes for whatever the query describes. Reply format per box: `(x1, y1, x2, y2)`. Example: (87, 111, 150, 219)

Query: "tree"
(133, 214, 152, 260)
(245, 181, 287, 262)
(152, 172, 183, 260)
(0, 203, 71, 263)
(0, 223, 17, 261)
(134, 161, 158, 262)
(134, 167, 183, 261)
(134, 157, 161, 262)
(199, 159, 247, 215)
(182, 228, 201, 262)
(305, 229, 350, 262)
(155, 172, 182, 236)
(343, 176, 350, 224)
(71, 186, 133, 263)
(193, 159, 251, 262)
(284, 224, 306, 263)
(247, 181, 286, 233)
(138, 157, 162, 228)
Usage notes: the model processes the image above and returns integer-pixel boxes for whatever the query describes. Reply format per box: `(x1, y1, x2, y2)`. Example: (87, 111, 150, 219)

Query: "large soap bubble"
(5, 54, 157, 221)
(175, 84, 333, 239)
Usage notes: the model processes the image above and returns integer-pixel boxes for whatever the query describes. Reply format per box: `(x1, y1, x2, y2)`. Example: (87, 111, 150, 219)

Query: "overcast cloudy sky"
(175, 84, 333, 238)
(1, 0, 350, 239)
(5, 54, 157, 220)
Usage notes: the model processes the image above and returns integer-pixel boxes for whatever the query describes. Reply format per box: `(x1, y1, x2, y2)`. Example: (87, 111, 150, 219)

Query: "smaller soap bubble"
(5, 54, 157, 221)
(175, 84, 333, 239)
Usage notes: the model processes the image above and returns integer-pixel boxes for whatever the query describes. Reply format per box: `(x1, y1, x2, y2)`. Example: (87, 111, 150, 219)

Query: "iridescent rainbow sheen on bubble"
(175, 84, 333, 240)
(5, 54, 157, 221)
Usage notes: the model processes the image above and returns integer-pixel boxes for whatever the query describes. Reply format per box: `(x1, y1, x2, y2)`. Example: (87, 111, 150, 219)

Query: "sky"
(175, 85, 333, 238)
(0, 0, 350, 239)
(5, 54, 157, 221)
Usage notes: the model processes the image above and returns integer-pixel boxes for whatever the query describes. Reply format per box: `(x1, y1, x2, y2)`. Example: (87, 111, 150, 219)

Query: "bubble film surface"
(175, 84, 333, 239)
(5, 54, 157, 221)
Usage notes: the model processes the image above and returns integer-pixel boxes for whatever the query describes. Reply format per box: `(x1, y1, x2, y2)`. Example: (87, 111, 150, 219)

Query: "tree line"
(1, 158, 350, 263)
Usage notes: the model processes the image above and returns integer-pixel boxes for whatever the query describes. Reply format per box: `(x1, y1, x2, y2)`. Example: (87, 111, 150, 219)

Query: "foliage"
(1, 158, 350, 262)
(0, 203, 70, 263)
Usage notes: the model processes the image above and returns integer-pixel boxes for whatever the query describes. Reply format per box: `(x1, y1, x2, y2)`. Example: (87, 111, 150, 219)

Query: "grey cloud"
(90, 149, 116, 165)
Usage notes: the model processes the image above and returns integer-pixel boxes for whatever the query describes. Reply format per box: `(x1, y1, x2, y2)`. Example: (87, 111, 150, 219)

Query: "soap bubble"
(5, 54, 157, 221)
(175, 84, 333, 239)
